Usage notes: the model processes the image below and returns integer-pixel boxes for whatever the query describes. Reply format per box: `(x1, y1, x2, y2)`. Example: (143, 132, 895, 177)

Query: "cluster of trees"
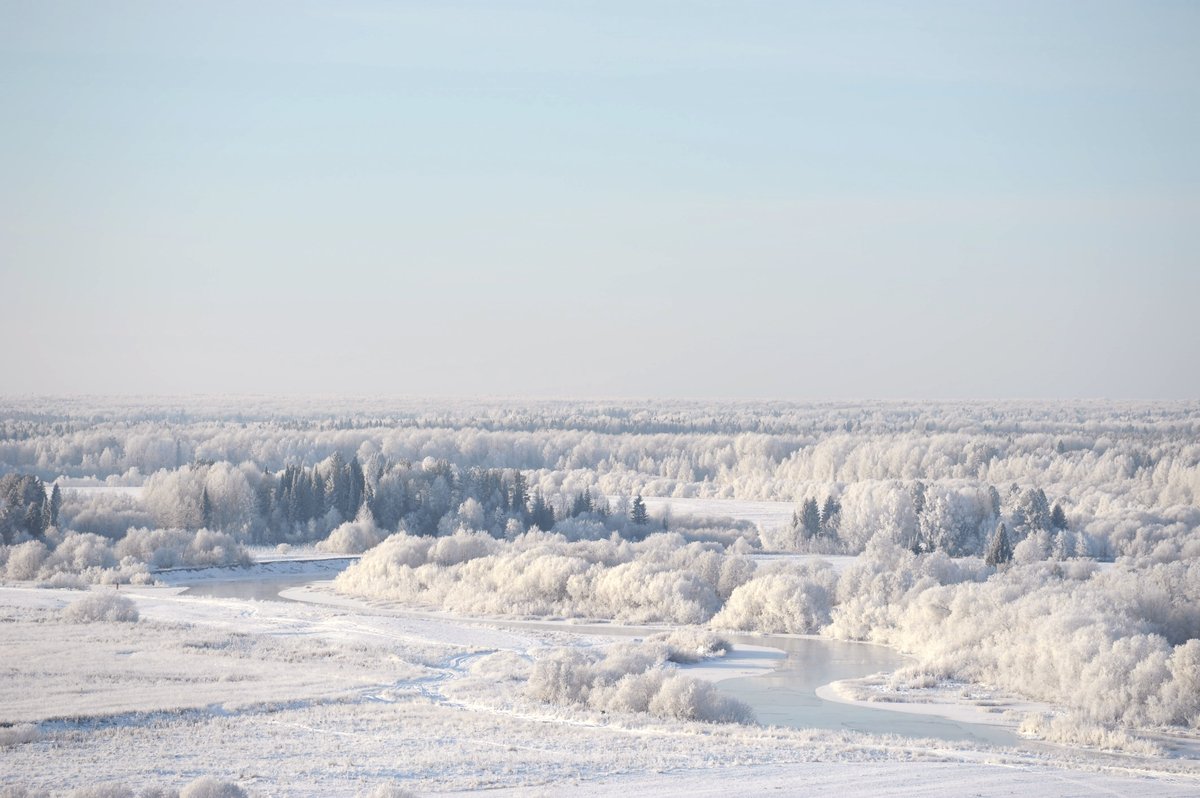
(778, 481, 1075, 562)
(120, 456, 657, 546)
(3, 398, 1195, 560)
(0, 474, 59, 544)
(789, 496, 841, 544)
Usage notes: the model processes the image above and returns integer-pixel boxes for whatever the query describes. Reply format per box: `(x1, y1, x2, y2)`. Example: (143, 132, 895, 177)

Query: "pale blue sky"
(2, 1, 1197, 398)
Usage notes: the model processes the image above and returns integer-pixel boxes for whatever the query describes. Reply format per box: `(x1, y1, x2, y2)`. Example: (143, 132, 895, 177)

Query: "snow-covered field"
(631, 496, 796, 534)
(3, 569, 1198, 797)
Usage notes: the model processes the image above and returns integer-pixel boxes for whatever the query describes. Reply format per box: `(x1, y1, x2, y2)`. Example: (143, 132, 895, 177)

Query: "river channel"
(183, 567, 1017, 747)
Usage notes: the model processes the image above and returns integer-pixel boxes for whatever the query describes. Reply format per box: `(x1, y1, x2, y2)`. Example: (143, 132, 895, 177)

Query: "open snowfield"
(3, 570, 1199, 797)
(626, 496, 796, 535)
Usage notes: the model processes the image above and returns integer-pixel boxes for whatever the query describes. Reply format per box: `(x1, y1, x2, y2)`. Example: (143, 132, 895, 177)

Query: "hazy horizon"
(3, 1, 1197, 399)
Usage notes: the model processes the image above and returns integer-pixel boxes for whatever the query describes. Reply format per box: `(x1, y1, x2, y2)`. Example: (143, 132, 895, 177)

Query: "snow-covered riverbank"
(3, 567, 1199, 796)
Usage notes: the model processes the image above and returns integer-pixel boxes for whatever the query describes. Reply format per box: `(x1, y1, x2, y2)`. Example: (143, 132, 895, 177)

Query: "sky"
(1, 1, 1197, 399)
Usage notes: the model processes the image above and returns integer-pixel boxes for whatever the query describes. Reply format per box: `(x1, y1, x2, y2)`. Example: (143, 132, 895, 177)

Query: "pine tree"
(48, 483, 62, 528)
(348, 456, 366, 516)
(631, 494, 648, 526)
(201, 487, 214, 530)
(1050, 503, 1068, 531)
(571, 490, 594, 517)
(800, 498, 821, 540)
(528, 488, 555, 531)
(510, 471, 528, 517)
(985, 522, 1013, 567)
(987, 485, 1002, 518)
(820, 495, 841, 538)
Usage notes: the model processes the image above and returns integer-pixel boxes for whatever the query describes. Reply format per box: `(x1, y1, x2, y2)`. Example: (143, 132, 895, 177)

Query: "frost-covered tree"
(1012, 488, 1052, 539)
(1050, 502, 1068, 531)
(0, 473, 49, 543)
(528, 488, 555, 531)
(985, 522, 1013, 567)
(820, 495, 841, 539)
(48, 482, 62, 528)
(799, 498, 821, 540)
(631, 494, 649, 526)
(509, 470, 529, 517)
(201, 487, 214, 530)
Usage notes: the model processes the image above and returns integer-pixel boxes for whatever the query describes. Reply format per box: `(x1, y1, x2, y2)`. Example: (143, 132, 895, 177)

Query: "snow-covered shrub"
(59, 491, 154, 539)
(648, 672, 754, 723)
(4, 540, 48, 580)
(43, 532, 117, 574)
(0, 786, 49, 798)
(178, 779, 247, 798)
(62, 591, 139, 623)
(137, 788, 180, 798)
(1018, 712, 1163, 756)
(428, 529, 498, 565)
(526, 642, 753, 724)
(648, 628, 732, 664)
(712, 564, 838, 633)
(335, 530, 737, 624)
(316, 517, 383, 554)
(116, 527, 249, 569)
(0, 723, 40, 748)
(356, 786, 416, 798)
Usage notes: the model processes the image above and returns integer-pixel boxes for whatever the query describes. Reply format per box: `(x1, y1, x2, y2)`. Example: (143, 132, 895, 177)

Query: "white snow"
(3, 572, 1199, 796)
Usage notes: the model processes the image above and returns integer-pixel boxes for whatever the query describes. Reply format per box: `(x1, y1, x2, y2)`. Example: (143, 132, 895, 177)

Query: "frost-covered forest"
(2, 397, 1199, 795)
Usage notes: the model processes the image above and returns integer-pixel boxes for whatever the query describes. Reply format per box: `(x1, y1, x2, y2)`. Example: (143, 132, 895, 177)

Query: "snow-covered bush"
(712, 564, 838, 634)
(43, 532, 117, 574)
(356, 786, 416, 798)
(0, 723, 40, 748)
(316, 517, 383, 554)
(4, 540, 48, 580)
(62, 591, 139, 623)
(178, 778, 247, 798)
(116, 527, 249, 570)
(648, 628, 732, 664)
(1018, 712, 1163, 755)
(526, 642, 753, 724)
(336, 531, 742, 624)
(59, 491, 154, 539)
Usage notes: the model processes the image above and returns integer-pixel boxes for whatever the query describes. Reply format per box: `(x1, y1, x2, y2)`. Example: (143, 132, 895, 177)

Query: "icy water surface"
(183, 567, 1016, 747)
(718, 633, 1017, 746)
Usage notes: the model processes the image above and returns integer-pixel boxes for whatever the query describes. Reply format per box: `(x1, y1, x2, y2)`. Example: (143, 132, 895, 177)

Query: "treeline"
(129, 456, 658, 545)
(3, 399, 1198, 560)
(776, 480, 1077, 561)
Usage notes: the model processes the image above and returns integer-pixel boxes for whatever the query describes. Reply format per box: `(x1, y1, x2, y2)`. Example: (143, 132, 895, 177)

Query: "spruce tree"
(985, 522, 1013, 567)
(48, 483, 62, 528)
(201, 487, 214, 530)
(820, 495, 841, 538)
(800, 498, 821, 540)
(631, 494, 648, 526)
(529, 489, 555, 531)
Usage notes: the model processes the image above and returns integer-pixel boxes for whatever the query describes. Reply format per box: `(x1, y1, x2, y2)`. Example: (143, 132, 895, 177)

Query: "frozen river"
(184, 566, 1017, 748)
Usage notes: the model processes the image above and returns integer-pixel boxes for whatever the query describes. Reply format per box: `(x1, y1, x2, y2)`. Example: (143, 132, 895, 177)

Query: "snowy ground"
(633, 496, 796, 534)
(3, 569, 1199, 796)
